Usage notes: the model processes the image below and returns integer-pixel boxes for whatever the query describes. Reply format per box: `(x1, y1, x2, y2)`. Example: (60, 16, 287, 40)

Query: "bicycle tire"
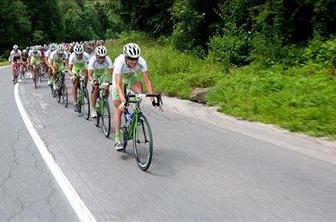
(34, 72, 38, 89)
(57, 86, 61, 103)
(95, 101, 100, 127)
(133, 114, 153, 171)
(82, 88, 90, 120)
(77, 86, 82, 114)
(62, 83, 68, 108)
(101, 97, 111, 138)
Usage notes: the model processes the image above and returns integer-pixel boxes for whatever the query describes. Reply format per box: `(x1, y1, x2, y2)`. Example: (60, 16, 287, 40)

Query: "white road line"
(14, 82, 96, 221)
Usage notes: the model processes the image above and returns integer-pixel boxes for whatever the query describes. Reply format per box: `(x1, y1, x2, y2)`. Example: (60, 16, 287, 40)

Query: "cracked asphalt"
(2, 65, 336, 221)
(0, 67, 77, 221)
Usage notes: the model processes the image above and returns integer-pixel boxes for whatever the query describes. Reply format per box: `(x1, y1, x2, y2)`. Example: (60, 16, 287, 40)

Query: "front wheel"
(61, 83, 68, 108)
(133, 114, 153, 171)
(101, 97, 111, 138)
(82, 88, 90, 120)
(33, 67, 38, 89)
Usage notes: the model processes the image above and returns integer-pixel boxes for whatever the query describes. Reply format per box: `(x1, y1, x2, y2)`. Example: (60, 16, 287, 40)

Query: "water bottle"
(125, 111, 133, 123)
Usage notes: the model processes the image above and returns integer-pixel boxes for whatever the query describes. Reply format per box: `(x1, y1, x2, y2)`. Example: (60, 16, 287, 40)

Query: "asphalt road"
(0, 67, 77, 221)
(1, 66, 336, 221)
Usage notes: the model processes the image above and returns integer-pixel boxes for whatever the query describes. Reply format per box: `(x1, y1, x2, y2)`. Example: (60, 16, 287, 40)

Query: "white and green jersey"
(69, 52, 90, 75)
(112, 54, 147, 84)
(45, 49, 55, 58)
(30, 51, 42, 65)
(88, 55, 113, 82)
(49, 51, 68, 62)
(49, 51, 68, 72)
(69, 52, 90, 66)
(111, 54, 147, 100)
(88, 55, 113, 71)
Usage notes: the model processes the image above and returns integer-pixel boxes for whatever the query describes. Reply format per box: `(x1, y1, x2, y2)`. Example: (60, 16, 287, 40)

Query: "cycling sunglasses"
(126, 56, 139, 61)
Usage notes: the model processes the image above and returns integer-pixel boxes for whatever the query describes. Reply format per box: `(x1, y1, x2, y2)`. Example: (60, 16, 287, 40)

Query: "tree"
(0, 0, 31, 55)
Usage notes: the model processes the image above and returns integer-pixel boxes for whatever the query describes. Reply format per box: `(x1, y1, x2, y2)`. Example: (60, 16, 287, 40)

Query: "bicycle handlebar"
(125, 92, 163, 107)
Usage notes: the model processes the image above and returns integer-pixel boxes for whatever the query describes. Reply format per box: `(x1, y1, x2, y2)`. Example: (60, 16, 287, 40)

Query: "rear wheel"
(133, 114, 153, 171)
(101, 97, 111, 138)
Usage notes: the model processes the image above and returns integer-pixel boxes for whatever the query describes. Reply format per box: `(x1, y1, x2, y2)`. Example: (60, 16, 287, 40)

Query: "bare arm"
(115, 74, 125, 102)
(142, 71, 153, 94)
(88, 69, 94, 82)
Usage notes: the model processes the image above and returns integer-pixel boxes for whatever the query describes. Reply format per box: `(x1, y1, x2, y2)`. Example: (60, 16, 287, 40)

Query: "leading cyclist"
(112, 43, 160, 151)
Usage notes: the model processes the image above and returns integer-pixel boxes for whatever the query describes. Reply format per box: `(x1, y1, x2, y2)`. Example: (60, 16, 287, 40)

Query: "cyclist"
(30, 47, 42, 82)
(112, 43, 159, 151)
(87, 46, 113, 118)
(68, 44, 90, 112)
(49, 44, 68, 90)
(38, 45, 48, 78)
(8, 45, 22, 81)
(20, 49, 29, 77)
(85, 44, 95, 61)
(46, 43, 58, 85)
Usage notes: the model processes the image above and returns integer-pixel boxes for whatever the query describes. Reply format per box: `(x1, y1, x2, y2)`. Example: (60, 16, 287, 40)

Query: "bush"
(304, 37, 336, 65)
(207, 32, 252, 67)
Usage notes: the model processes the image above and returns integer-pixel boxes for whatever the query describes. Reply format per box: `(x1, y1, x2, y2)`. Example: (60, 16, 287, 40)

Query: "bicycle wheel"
(50, 83, 55, 97)
(61, 83, 68, 108)
(56, 82, 61, 103)
(13, 75, 17, 85)
(101, 97, 111, 138)
(95, 100, 100, 127)
(77, 86, 82, 114)
(34, 71, 37, 89)
(133, 114, 153, 171)
(82, 88, 90, 120)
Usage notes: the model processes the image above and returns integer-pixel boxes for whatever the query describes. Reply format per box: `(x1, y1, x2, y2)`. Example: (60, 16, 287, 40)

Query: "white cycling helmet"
(13, 45, 18, 50)
(74, 44, 84, 55)
(32, 47, 38, 54)
(95, 46, 107, 57)
(57, 44, 65, 53)
(123, 43, 141, 58)
(50, 43, 57, 51)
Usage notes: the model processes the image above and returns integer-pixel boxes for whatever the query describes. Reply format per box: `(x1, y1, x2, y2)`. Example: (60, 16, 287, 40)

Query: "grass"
(207, 63, 336, 138)
(106, 33, 336, 139)
(0, 60, 9, 67)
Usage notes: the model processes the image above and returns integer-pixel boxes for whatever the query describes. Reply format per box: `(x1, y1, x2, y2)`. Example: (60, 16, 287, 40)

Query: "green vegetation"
(0, 61, 9, 67)
(107, 33, 336, 138)
(1, 0, 335, 138)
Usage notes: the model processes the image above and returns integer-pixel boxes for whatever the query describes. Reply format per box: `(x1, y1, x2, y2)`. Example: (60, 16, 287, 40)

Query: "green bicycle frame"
(97, 87, 106, 116)
(125, 107, 141, 141)
(74, 73, 85, 105)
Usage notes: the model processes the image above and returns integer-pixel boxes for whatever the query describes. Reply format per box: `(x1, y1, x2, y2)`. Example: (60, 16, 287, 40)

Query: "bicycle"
(32, 64, 40, 89)
(20, 62, 28, 80)
(12, 61, 20, 85)
(54, 71, 68, 108)
(74, 73, 90, 120)
(39, 64, 47, 83)
(119, 90, 163, 171)
(93, 82, 112, 138)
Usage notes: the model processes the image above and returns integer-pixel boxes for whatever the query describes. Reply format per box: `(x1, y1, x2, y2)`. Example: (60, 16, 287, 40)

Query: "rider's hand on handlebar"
(152, 99, 163, 112)
(119, 101, 127, 112)
(70, 74, 76, 81)
(90, 79, 97, 85)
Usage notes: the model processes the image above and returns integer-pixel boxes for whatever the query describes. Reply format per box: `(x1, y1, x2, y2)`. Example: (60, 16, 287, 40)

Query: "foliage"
(0, 0, 31, 55)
